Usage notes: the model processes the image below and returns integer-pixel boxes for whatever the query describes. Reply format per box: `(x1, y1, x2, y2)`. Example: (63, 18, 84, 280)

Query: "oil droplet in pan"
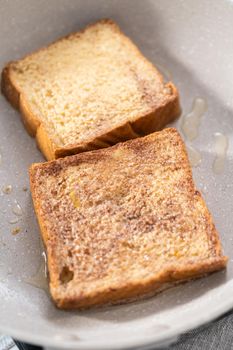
(156, 63, 172, 82)
(23, 252, 49, 293)
(12, 200, 23, 216)
(181, 98, 207, 141)
(8, 217, 19, 224)
(213, 132, 228, 174)
(186, 145, 202, 167)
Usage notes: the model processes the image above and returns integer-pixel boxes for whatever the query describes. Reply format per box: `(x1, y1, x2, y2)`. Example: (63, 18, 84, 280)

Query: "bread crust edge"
(51, 257, 227, 310)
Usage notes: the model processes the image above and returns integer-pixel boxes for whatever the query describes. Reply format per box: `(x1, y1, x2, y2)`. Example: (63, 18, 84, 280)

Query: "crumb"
(22, 186, 28, 192)
(11, 227, 21, 235)
(2, 185, 12, 194)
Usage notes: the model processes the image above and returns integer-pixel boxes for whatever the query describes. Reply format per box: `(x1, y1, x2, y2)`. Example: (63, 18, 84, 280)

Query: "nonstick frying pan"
(0, 1, 233, 349)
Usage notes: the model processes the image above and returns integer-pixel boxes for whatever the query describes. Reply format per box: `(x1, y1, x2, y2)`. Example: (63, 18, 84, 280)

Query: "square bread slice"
(30, 128, 227, 309)
(2, 19, 180, 160)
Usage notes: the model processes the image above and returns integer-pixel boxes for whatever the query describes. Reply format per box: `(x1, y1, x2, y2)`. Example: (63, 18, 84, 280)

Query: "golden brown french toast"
(2, 19, 180, 160)
(30, 128, 227, 309)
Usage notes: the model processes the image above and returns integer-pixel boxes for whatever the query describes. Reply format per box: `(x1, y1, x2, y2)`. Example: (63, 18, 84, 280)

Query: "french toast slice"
(2, 19, 180, 160)
(30, 128, 227, 309)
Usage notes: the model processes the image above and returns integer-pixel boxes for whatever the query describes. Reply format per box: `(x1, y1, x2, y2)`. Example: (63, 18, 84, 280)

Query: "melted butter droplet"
(23, 252, 48, 292)
(182, 98, 207, 141)
(8, 217, 19, 224)
(213, 132, 228, 174)
(42, 251, 48, 278)
(156, 63, 172, 82)
(12, 200, 23, 216)
(186, 145, 202, 167)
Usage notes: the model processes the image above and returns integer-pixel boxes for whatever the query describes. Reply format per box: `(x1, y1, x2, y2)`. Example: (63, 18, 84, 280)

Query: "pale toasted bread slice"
(2, 19, 180, 160)
(29, 128, 227, 309)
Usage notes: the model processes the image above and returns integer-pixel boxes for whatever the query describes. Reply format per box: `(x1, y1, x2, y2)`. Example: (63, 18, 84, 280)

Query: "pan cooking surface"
(0, 0, 233, 348)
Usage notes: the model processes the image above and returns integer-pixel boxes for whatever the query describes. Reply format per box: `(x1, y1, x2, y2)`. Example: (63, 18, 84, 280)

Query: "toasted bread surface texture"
(30, 128, 227, 309)
(2, 19, 180, 160)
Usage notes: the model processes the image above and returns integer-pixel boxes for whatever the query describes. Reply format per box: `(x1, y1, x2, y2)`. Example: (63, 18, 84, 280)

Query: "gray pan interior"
(0, 0, 233, 349)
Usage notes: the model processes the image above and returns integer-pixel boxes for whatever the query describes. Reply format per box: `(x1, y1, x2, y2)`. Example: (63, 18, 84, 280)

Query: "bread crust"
(2, 20, 181, 160)
(29, 128, 227, 309)
(52, 258, 227, 309)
